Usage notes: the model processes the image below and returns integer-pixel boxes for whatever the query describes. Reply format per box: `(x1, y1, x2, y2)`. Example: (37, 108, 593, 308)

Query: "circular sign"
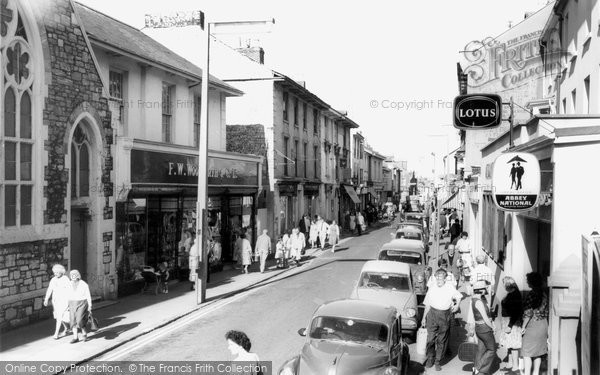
(492, 152, 540, 212)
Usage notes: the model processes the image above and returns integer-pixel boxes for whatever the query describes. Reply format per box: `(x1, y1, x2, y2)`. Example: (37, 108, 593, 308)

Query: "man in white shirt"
(255, 229, 271, 273)
(421, 269, 463, 371)
(290, 228, 305, 266)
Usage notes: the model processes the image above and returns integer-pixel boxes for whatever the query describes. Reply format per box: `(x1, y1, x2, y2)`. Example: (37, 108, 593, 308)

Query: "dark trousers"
(425, 307, 452, 364)
(475, 324, 496, 374)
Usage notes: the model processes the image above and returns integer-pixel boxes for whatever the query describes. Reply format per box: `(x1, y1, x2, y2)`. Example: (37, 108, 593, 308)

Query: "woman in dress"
(499, 276, 523, 374)
(225, 330, 261, 374)
(309, 219, 319, 249)
(318, 219, 330, 249)
(240, 234, 253, 274)
(44, 264, 71, 339)
(521, 272, 548, 375)
(275, 236, 284, 268)
(349, 211, 356, 234)
(67, 270, 92, 343)
(471, 280, 497, 375)
(328, 220, 340, 253)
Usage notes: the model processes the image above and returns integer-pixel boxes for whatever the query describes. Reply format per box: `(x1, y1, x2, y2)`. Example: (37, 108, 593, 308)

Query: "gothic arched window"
(1, 0, 35, 227)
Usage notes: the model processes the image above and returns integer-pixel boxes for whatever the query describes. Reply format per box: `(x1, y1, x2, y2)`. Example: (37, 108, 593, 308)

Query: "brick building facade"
(0, 0, 116, 330)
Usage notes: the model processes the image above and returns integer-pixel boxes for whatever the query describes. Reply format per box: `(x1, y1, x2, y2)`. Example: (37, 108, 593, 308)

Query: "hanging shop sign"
(491, 152, 540, 212)
(453, 94, 502, 130)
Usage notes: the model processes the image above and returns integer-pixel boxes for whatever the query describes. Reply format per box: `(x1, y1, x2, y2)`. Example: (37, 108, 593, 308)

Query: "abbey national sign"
(453, 94, 502, 130)
(491, 152, 540, 212)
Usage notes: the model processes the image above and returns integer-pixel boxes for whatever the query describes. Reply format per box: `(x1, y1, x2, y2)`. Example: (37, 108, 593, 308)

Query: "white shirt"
(456, 238, 472, 254)
(471, 264, 495, 286)
(67, 280, 92, 308)
(255, 233, 271, 253)
(423, 282, 462, 310)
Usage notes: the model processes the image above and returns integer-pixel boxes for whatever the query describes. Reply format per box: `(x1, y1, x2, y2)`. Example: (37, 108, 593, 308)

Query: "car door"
(390, 319, 401, 366)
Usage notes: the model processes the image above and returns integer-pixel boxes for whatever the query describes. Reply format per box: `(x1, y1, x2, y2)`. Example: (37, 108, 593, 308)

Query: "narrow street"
(94, 221, 482, 375)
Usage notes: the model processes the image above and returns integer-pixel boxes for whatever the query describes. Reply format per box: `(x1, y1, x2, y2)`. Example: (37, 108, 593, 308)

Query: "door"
(70, 208, 88, 278)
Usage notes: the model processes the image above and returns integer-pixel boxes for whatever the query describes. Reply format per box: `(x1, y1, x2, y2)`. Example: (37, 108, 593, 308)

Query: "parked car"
(378, 239, 431, 301)
(279, 299, 410, 375)
(350, 261, 419, 337)
(392, 227, 429, 253)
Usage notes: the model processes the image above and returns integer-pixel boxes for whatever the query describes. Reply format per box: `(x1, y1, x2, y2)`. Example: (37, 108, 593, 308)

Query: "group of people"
(422, 239, 549, 375)
(44, 265, 93, 343)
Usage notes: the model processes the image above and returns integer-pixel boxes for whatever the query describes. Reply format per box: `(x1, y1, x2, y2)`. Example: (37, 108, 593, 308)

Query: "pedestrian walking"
(449, 219, 462, 243)
(499, 276, 523, 374)
(225, 330, 261, 374)
(240, 233, 253, 274)
(67, 270, 92, 343)
(275, 236, 285, 268)
(328, 220, 340, 253)
(255, 229, 271, 273)
(356, 212, 365, 235)
(318, 218, 329, 249)
(439, 212, 447, 238)
(349, 211, 356, 234)
(315, 215, 325, 248)
(521, 272, 548, 375)
(472, 255, 495, 296)
(282, 231, 292, 268)
(309, 218, 319, 249)
(290, 228, 305, 266)
(157, 260, 169, 293)
(440, 244, 461, 288)
(421, 268, 463, 371)
(471, 280, 497, 375)
(44, 264, 71, 339)
(189, 235, 199, 290)
(234, 232, 244, 270)
(298, 215, 308, 237)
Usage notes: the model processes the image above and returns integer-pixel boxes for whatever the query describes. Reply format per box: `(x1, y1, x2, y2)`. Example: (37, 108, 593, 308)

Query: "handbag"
(88, 313, 100, 332)
(458, 341, 478, 362)
(416, 327, 428, 355)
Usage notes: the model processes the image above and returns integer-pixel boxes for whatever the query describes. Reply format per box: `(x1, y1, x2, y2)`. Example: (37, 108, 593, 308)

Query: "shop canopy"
(343, 185, 361, 204)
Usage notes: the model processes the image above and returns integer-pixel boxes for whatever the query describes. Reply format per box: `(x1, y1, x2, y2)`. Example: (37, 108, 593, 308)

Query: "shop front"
(277, 181, 298, 236)
(303, 182, 321, 218)
(115, 149, 261, 295)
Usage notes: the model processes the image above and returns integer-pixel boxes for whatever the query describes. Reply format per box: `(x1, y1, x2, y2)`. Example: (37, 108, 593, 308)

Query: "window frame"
(162, 82, 174, 143)
(283, 92, 289, 123)
(193, 95, 201, 147)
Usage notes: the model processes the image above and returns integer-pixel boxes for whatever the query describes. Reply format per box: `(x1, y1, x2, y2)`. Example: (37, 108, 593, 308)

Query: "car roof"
(380, 239, 425, 251)
(314, 299, 397, 324)
(396, 227, 422, 235)
(360, 260, 411, 274)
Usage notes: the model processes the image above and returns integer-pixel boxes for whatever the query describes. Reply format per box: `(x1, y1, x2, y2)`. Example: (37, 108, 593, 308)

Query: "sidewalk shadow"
(88, 321, 141, 341)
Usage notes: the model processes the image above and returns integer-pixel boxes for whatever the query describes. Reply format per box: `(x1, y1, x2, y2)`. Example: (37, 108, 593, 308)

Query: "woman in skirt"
(328, 220, 340, 253)
(43, 264, 71, 339)
(67, 270, 92, 343)
(499, 276, 523, 374)
(521, 272, 548, 375)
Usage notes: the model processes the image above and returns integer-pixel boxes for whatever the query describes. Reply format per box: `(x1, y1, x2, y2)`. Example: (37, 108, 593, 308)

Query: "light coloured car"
(378, 239, 431, 299)
(279, 299, 410, 375)
(350, 261, 419, 337)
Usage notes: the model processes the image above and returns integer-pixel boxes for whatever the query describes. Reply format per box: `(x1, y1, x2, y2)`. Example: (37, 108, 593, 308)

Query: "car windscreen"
(359, 272, 410, 291)
(395, 231, 421, 240)
(379, 250, 422, 264)
(309, 316, 388, 347)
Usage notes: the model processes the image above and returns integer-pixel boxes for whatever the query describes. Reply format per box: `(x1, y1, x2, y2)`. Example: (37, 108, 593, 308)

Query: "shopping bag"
(458, 341, 478, 362)
(88, 313, 100, 332)
(416, 327, 428, 355)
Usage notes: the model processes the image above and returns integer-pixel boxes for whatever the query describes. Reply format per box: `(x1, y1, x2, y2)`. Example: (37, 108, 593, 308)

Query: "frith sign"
(453, 94, 502, 130)
(492, 152, 540, 212)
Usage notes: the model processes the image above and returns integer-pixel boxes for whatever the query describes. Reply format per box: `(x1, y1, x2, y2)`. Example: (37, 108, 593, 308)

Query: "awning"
(342, 184, 361, 204)
(442, 190, 460, 209)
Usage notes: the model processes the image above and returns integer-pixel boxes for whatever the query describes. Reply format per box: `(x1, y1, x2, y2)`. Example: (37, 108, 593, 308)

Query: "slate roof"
(74, 2, 242, 95)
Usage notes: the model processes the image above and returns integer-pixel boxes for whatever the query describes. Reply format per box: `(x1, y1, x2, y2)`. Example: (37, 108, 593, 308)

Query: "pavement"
(0, 221, 389, 364)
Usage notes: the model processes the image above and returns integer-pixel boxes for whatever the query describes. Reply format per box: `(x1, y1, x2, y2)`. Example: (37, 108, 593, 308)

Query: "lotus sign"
(453, 94, 502, 130)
